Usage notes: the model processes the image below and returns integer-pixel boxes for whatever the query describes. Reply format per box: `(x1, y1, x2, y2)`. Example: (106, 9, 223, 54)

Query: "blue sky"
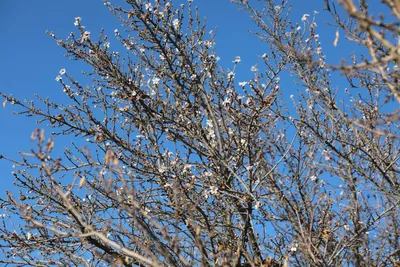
(0, 0, 384, 196)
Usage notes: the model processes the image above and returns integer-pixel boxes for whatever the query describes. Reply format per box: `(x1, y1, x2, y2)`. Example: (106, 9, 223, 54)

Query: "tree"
(1, 0, 399, 266)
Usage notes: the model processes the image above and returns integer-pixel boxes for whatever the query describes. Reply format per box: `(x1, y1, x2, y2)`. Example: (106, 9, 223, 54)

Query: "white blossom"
(145, 3, 152, 11)
(322, 149, 331, 161)
(152, 77, 161, 85)
(74, 17, 81, 26)
(59, 69, 66, 75)
(81, 31, 90, 42)
(233, 56, 241, 64)
(172, 19, 180, 30)
(210, 186, 218, 195)
(301, 14, 310, 22)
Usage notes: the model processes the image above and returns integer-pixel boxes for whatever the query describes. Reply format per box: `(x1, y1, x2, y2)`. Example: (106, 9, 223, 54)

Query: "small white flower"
(55, 75, 62, 82)
(152, 77, 160, 85)
(27, 232, 32, 240)
(310, 175, 317, 181)
(74, 17, 81, 26)
(245, 165, 253, 171)
(227, 71, 235, 79)
(158, 165, 167, 173)
(262, 53, 267, 59)
(274, 6, 281, 12)
(322, 149, 331, 161)
(81, 31, 90, 42)
(104, 42, 110, 49)
(145, 3, 152, 11)
(250, 65, 258, 72)
(296, 25, 301, 31)
(302, 14, 310, 22)
(255, 201, 262, 210)
(210, 186, 218, 195)
(222, 97, 231, 106)
(100, 168, 107, 176)
(290, 245, 297, 252)
(59, 69, 66, 75)
(344, 225, 350, 231)
(238, 81, 248, 87)
(172, 18, 180, 30)
(233, 56, 241, 64)
(114, 29, 119, 34)
(203, 40, 212, 48)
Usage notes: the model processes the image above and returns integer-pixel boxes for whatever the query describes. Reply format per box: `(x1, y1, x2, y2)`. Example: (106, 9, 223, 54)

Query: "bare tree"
(1, 0, 399, 266)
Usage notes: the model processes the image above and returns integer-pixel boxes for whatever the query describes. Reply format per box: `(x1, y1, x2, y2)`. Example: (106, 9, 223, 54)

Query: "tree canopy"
(1, 0, 400, 266)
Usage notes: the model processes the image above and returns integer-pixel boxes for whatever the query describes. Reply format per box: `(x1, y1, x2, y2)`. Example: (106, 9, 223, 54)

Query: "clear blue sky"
(0, 0, 383, 196)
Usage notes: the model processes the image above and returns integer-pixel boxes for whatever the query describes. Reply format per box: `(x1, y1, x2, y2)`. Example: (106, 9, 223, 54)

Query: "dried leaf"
(105, 149, 114, 165)
(333, 29, 339, 47)
(79, 176, 86, 188)
(46, 138, 54, 153)
(119, 105, 130, 112)
(395, 0, 400, 15)
(56, 114, 65, 122)
(53, 158, 61, 170)
(39, 129, 45, 143)
(263, 94, 275, 106)
(31, 129, 39, 140)
(94, 133, 104, 143)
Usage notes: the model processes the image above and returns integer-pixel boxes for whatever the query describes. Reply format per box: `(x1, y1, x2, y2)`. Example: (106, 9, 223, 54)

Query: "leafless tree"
(1, 0, 399, 266)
